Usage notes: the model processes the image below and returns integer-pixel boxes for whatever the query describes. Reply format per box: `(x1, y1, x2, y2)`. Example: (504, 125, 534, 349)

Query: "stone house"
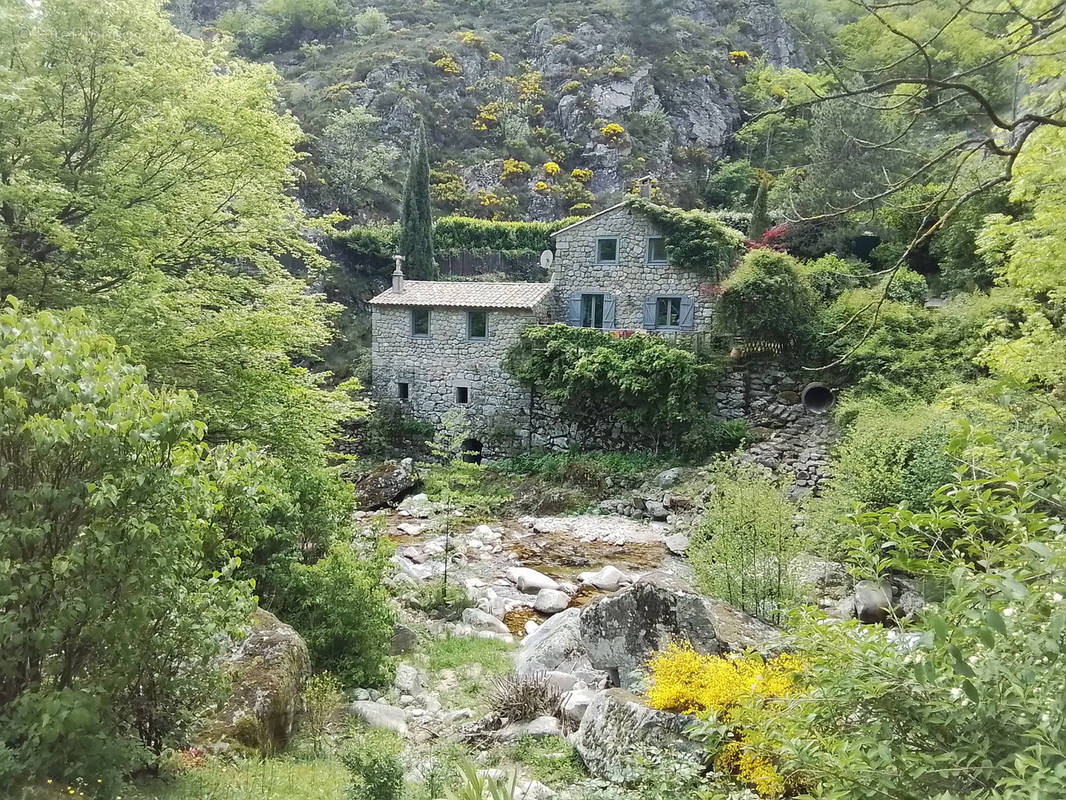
(369, 198, 722, 455)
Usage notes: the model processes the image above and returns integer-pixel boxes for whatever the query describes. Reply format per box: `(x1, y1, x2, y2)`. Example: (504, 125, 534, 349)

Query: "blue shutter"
(643, 296, 658, 329)
(679, 296, 695, 330)
(603, 294, 616, 329)
(566, 295, 582, 326)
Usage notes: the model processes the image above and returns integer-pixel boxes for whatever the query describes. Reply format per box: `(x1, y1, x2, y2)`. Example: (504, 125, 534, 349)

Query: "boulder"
(462, 607, 511, 635)
(664, 533, 690, 555)
(560, 688, 597, 725)
(517, 608, 586, 676)
(644, 500, 669, 521)
(397, 492, 434, 518)
(389, 624, 418, 655)
(353, 459, 418, 510)
(790, 555, 852, 601)
(350, 700, 408, 737)
(209, 608, 310, 754)
(573, 689, 702, 784)
(507, 567, 561, 593)
(579, 565, 630, 592)
(579, 575, 781, 688)
(394, 663, 422, 695)
(653, 467, 684, 488)
(534, 588, 571, 615)
(854, 579, 892, 624)
(495, 715, 562, 741)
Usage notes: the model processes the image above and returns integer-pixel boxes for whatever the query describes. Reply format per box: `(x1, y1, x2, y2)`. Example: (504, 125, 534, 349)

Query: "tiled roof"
(549, 201, 629, 237)
(369, 280, 554, 309)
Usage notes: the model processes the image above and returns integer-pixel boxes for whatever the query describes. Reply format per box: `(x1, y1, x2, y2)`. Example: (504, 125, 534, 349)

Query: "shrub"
(414, 580, 474, 619)
(601, 122, 626, 142)
(703, 159, 759, 209)
(488, 672, 561, 721)
(302, 672, 344, 755)
(341, 728, 404, 800)
(676, 417, 750, 460)
(688, 461, 800, 622)
(354, 6, 387, 36)
(829, 398, 955, 511)
(0, 305, 254, 786)
(500, 158, 531, 180)
(648, 643, 800, 716)
(433, 54, 462, 75)
(560, 80, 582, 94)
(543, 160, 561, 175)
(716, 249, 819, 351)
(570, 167, 593, 183)
(274, 541, 395, 687)
(881, 267, 928, 304)
(801, 254, 870, 303)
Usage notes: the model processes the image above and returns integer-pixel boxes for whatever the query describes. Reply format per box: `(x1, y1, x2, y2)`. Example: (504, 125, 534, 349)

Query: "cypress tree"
(747, 178, 770, 241)
(398, 119, 436, 278)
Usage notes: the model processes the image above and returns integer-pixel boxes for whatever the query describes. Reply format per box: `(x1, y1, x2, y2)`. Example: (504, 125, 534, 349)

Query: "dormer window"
(647, 236, 667, 263)
(596, 237, 619, 263)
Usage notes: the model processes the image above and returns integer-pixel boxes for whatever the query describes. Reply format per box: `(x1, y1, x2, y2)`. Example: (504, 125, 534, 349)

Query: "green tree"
(747, 178, 771, 240)
(0, 303, 254, 786)
(716, 249, 818, 351)
(319, 107, 399, 213)
(398, 120, 437, 278)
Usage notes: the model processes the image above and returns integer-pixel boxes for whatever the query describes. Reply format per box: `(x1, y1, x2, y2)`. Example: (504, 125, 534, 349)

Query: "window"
(455, 385, 470, 404)
(581, 293, 605, 328)
(467, 310, 488, 339)
(596, 237, 619, 263)
(397, 382, 409, 400)
(411, 308, 430, 336)
(656, 297, 683, 328)
(647, 236, 667, 263)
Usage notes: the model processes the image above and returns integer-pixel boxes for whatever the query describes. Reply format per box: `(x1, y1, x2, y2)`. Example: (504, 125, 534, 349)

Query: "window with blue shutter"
(643, 296, 658, 329)
(645, 296, 695, 330)
(566, 295, 582, 326)
(602, 294, 616, 329)
(678, 296, 695, 330)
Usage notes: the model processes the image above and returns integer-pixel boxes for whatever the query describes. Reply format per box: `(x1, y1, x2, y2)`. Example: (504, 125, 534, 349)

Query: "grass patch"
(126, 756, 347, 800)
(492, 736, 587, 787)
(424, 635, 515, 674)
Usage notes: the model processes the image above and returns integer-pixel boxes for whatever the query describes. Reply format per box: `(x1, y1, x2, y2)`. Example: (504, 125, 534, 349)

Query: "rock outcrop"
(352, 458, 418, 510)
(207, 608, 311, 754)
(574, 689, 703, 784)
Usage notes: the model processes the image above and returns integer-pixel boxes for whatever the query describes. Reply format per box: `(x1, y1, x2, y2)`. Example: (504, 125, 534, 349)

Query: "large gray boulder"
(517, 608, 585, 675)
(352, 459, 418, 510)
(579, 575, 781, 687)
(207, 608, 311, 754)
(350, 700, 408, 737)
(573, 689, 702, 784)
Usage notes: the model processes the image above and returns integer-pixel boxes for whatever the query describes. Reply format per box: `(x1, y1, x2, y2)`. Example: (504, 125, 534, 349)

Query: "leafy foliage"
(800, 254, 869, 303)
(506, 325, 721, 449)
(688, 462, 800, 623)
(341, 728, 404, 800)
(716, 249, 818, 351)
(0, 304, 254, 786)
(629, 199, 746, 281)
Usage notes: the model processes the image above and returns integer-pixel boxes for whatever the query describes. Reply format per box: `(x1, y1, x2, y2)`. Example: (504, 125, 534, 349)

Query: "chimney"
(638, 175, 653, 199)
(392, 254, 405, 293)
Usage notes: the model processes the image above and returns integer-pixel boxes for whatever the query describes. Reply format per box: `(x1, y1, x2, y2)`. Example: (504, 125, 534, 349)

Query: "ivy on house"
(629, 198, 746, 281)
(505, 324, 722, 449)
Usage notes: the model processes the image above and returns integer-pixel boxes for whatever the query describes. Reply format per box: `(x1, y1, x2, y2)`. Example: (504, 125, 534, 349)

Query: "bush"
(716, 249, 819, 352)
(676, 417, 750, 460)
(630, 198, 746, 281)
(0, 305, 254, 786)
(703, 159, 760, 209)
(274, 541, 395, 687)
(688, 461, 800, 622)
(881, 267, 928, 304)
(414, 580, 474, 619)
(341, 728, 404, 800)
(800, 254, 870, 303)
(354, 6, 388, 36)
(830, 398, 955, 511)
(301, 672, 344, 755)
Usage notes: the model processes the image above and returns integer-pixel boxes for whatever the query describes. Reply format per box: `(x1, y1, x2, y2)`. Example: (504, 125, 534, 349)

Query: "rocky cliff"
(180, 0, 803, 220)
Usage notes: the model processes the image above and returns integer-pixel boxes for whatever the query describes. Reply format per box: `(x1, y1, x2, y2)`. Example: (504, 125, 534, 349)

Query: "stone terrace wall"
(371, 303, 550, 455)
(552, 205, 718, 331)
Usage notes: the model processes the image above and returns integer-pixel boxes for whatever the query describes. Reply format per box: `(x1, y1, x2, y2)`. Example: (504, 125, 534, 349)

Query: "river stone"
(653, 467, 684, 488)
(579, 575, 782, 688)
(573, 689, 702, 784)
(534, 588, 571, 615)
(854, 579, 893, 624)
(664, 533, 690, 555)
(507, 567, 561, 593)
(579, 565, 629, 591)
(560, 688, 597, 725)
(517, 608, 586, 675)
(495, 714, 562, 741)
(394, 663, 422, 695)
(349, 700, 408, 737)
(352, 459, 418, 510)
(462, 607, 511, 635)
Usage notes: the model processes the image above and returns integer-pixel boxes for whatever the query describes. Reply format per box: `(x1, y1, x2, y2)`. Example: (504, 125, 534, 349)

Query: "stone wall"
(552, 205, 717, 331)
(370, 302, 550, 455)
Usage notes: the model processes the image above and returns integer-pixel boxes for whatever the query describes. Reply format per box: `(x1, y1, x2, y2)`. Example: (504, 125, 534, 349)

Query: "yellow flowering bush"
(488, 51, 504, 62)
(500, 158, 531, 180)
(571, 167, 593, 183)
(601, 122, 626, 142)
(458, 31, 484, 48)
(561, 80, 581, 94)
(717, 738, 786, 798)
(730, 50, 751, 65)
(433, 54, 462, 75)
(647, 642, 800, 716)
(472, 101, 507, 131)
(507, 69, 545, 100)
(534, 180, 550, 193)
(543, 161, 561, 176)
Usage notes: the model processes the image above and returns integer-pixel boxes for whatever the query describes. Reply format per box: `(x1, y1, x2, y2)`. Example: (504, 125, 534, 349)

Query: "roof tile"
(369, 281, 554, 310)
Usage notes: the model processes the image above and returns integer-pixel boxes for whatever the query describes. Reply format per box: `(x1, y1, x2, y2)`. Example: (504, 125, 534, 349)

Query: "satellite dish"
(539, 249, 555, 270)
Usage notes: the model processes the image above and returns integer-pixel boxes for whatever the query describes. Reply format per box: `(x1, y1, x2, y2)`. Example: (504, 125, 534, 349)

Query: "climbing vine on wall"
(629, 198, 746, 281)
(505, 325, 722, 448)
